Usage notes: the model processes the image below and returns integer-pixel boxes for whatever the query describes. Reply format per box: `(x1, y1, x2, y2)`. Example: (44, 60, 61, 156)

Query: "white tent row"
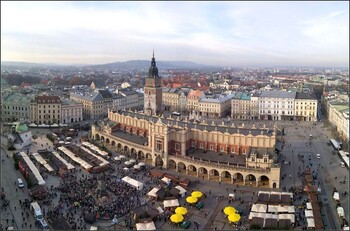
(278, 213, 295, 223)
(114, 156, 121, 161)
(147, 187, 160, 198)
(337, 207, 345, 218)
(52, 152, 75, 170)
(19, 152, 46, 185)
(80, 146, 109, 166)
(163, 199, 180, 208)
(82, 142, 109, 157)
(268, 205, 295, 214)
(32, 153, 54, 172)
(305, 210, 314, 218)
(307, 218, 315, 228)
(122, 176, 143, 190)
(306, 202, 312, 210)
(258, 191, 293, 199)
(58, 147, 93, 170)
(249, 212, 279, 220)
(251, 204, 268, 213)
(175, 185, 187, 197)
(136, 221, 156, 230)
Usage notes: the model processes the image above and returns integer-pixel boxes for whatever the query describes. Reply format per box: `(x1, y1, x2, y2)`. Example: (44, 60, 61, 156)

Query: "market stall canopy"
(224, 206, 237, 215)
(251, 204, 267, 213)
(136, 221, 156, 230)
(305, 210, 314, 218)
(147, 187, 160, 198)
(164, 199, 180, 208)
(307, 218, 315, 228)
(170, 214, 184, 223)
(175, 207, 188, 215)
(228, 213, 241, 223)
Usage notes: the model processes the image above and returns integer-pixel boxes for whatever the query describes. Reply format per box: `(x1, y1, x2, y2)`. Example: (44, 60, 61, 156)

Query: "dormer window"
(264, 158, 267, 163)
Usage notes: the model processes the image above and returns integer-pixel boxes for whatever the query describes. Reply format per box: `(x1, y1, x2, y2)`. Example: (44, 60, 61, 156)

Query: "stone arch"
(101, 136, 105, 141)
(95, 134, 100, 141)
(145, 153, 152, 164)
(187, 165, 197, 176)
(272, 182, 277, 188)
(245, 174, 257, 186)
(168, 159, 176, 170)
(111, 140, 116, 146)
(124, 146, 130, 156)
(137, 151, 145, 161)
(259, 175, 270, 188)
(155, 156, 164, 168)
(198, 167, 208, 180)
(177, 162, 186, 173)
(209, 169, 220, 181)
(130, 148, 137, 159)
(221, 171, 232, 183)
(233, 172, 244, 185)
(105, 138, 110, 144)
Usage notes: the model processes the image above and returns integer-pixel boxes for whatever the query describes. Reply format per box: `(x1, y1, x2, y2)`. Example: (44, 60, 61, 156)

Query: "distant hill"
(85, 60, 219, 70)
(1, 60, 220, 70)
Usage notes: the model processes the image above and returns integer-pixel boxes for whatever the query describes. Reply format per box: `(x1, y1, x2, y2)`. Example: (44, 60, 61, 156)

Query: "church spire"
(149, 51, 159, 78)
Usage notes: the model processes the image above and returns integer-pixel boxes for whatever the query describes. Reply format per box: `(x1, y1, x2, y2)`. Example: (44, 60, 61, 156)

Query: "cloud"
(1, 1, 349, 67)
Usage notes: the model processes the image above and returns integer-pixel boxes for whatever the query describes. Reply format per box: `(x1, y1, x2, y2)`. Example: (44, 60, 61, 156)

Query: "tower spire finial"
(153, 48, 154, 58)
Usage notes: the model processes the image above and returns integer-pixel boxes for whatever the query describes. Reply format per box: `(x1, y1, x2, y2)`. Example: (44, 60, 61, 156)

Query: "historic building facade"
(30, 96, 62, 125)
(144, 53, 162, 116)
(91, 111, 281, 188)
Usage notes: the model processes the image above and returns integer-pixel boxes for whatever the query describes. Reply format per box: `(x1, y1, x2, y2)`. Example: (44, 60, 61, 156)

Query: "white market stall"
(147, 187, 160, 199)
(122, 176, 143, 190)
(135, 221, 156, 230)
(52, 152, 75, 170)
(251, 204, 267, 213)
(163, 199, 179, 208)
(18, 152, 46, 185)
(307, 218, 315, 229)
(175, 185, 187, 197)
(305, 210, 314, 218)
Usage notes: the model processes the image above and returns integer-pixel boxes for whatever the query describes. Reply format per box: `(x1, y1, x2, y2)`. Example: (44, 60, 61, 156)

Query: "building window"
(191, 142, 196, 147)
(199, 143, 203, 149)
(231, 148, 235, 153)
(156, 140, 162, 151)
(175, 143, 180, 151)
(252, 157, 255, 162)
(264, 158, 267, 163)
(209, 145, 213, 150)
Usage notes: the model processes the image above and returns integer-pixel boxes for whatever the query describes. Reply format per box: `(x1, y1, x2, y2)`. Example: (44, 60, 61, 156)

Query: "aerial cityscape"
(1, 1, 349, 231)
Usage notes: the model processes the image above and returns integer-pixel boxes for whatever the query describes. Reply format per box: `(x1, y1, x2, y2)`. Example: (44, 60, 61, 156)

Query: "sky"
(1, 1, 349, 67)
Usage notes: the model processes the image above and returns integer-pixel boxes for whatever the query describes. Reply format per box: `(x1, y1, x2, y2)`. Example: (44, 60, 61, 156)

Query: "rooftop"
(111, 130, 148, 146)
(260, 91, 296, 99)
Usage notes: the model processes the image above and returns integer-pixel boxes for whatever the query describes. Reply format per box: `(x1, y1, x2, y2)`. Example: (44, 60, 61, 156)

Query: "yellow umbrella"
(186, 196, 198, 204)
(228, 213, 241, 223)
(224, 206, 237, 215)
(175, 206, 188, 215)
(191, 191, 203, 198)
(170, 213, 184, 223)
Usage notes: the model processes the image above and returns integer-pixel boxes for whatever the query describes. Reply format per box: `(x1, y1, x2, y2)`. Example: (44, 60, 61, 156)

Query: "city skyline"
(1, 1, 349, 68)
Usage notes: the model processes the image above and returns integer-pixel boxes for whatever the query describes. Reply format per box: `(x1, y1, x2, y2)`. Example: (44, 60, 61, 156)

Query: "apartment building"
(294, 92, 318, 121)
(186, 89, 205, 112)
(70, 92, 112, 120)
(259, 91, 296, 120)
(1, 93, 33, 122)
(117, 89, 139, 109)
(231, 92, 259, 120)
(162, 88, 188, 112)
(30, 96, 62, 124)
(198, 94, 234, 117)
(61, 99, 83, 124)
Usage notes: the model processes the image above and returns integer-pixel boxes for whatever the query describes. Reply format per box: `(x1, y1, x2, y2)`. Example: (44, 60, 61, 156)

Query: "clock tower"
(144, 52, 162, 115)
